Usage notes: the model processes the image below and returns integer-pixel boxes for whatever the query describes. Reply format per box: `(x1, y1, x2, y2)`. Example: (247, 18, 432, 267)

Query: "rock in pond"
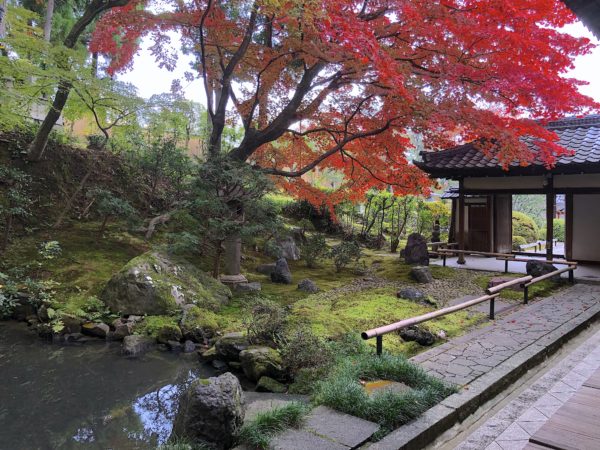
(81, 322, 109, 339)
(256, 376, 287, 393)
(399, 326, 435, 346)
(111, 319, 133, 340)
(215, 332, 250, 362)
(183, 340, 196, 353)
(404, 233, 430, 266)
(410, 266, 433, 284)
(239, 346, 284, 382)
(297, 278, 319, 293)
(171, 372, 245, 450)
(156, 324, 183, 345)
(271, 258, 292, 284)
(100, 251, 231, 316)
(122, 335, 156, 358)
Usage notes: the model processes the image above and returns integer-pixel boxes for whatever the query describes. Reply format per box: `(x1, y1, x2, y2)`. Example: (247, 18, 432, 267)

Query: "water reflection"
(0, 322, 216, 450)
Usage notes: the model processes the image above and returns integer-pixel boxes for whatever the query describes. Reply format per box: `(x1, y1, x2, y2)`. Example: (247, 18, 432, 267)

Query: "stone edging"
(369, 302, 600, 450)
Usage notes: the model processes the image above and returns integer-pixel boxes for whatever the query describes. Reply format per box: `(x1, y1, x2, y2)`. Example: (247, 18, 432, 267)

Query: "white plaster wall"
(572, 194, 600, 262)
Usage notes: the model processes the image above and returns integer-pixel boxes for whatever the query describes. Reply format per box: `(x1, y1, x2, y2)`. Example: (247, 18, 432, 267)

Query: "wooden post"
(458, 180, 466, 264)
(546, 189, 554, 261)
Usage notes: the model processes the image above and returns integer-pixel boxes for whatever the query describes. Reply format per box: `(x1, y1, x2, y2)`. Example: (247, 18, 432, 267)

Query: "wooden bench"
(524, 368, 600, 450)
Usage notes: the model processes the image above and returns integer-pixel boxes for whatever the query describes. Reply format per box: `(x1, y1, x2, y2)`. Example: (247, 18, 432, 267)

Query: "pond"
(0, 322, 218, 450)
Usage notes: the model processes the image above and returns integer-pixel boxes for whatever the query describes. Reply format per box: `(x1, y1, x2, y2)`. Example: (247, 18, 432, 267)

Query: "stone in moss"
(156, 324, 183, 344)
(100, 251, 232, 316)
(200, 346, 217, 362)
(215, 332, 250, 362)
(239, 346, 284, 382)
(180, 305, 220, 343)
(256, 376, 287, 393)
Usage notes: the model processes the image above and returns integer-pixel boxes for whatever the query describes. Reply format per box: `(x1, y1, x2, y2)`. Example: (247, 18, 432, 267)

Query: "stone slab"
(303, 406, 380, 449)
(271, 429, 348, 450)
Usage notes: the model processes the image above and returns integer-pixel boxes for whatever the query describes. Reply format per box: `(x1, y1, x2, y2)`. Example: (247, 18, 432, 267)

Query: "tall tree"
(91, 0, 597, 274)
(44, 0, 55, 42)
(27, 0, 131, 162)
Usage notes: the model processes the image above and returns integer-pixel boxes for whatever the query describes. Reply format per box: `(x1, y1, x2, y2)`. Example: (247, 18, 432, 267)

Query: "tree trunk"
(44, 0, 55, 42)
(212, 241, 223, 279)
(2, 214, 13, 251)
(91, 52, 99, 78)
(99, 215, 109, 235)
(27, 0, 131, 162)
(53, 168, 92, 229)
(0, 0, 7, 40)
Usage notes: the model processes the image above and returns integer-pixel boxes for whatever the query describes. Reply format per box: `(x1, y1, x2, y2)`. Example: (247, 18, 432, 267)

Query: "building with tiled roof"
(416, 115, 600, 263)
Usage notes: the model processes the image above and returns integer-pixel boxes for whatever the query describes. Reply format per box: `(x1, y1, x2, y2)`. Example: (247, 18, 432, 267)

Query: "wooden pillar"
(545, 177, 554, 261)
(458, 180, 466, 264)
(565, 193, 573, 260)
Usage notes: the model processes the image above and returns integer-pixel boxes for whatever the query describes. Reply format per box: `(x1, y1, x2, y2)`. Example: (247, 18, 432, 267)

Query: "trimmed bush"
(512, 211, 539, 244)
(512, 235, 527, 251)
(553, 218, 565, 242)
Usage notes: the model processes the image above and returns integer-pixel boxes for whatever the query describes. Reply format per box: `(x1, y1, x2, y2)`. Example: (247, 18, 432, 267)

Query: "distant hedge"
(512, 211, 539, 244)
(553, 218, 565, 242)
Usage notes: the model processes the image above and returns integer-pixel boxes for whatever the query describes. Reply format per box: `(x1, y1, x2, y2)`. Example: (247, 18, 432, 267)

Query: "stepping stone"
(363, 380, 412, 397)
(271, 429, 348, 450)
(243, 392, 309, 424)
(302, 406, 380, 448)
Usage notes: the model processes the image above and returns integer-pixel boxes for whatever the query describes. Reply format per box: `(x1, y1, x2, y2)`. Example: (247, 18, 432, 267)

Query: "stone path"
(412, 283, 600, 386)
(454, 327, 600, 450)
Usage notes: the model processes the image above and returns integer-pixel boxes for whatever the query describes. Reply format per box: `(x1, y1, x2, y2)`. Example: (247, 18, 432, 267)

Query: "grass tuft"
(236, 402, 310, 449)
(313, 349, 456, 434)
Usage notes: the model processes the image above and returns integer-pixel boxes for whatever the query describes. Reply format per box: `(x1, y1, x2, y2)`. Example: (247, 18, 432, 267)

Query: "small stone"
(271, 258, 292, 284)
(167, 340, 183, 352)
(215, 332, 250, 362)
(156, 325, 183, 345)
(112, 319, 133, 340)
(212, 359, 228, 372)
(399, 325, 435, 346)
(183, 340, 196, 353)
(200, 346, 217, 362)
(256, 263, 276, 275)
(81, 322, 110, 339)
(397, 287, 426, 301)
(239, 346, 284, 382)
(235, 282, 262, 293)
(410, 266, 433, 284)
(256, 376, 287, 393)
(436, 330, 447, 340)
(122, 335, 155, 358)
(297, 279, 319, 293)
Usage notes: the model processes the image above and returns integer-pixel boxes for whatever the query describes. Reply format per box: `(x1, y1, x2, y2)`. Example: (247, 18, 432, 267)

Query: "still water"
(0, 322, 217, 450)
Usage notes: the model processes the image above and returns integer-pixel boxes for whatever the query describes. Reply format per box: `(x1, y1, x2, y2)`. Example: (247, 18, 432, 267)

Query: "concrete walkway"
(453, 327, 600, 450)
(431, 255, 600, 283)
(412, 283, 600, 386)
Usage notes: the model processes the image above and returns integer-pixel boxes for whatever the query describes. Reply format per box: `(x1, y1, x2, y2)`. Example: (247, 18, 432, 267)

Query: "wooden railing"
(362, 258, 577, 355)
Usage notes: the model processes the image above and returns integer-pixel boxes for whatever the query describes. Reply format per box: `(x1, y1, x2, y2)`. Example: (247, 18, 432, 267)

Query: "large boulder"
(256, 376, 287, 393)
(239, 346, 285, 382)
(81, 322, 109, 339)
(271, 258, 292, 284)
(404, 233, 430, 266)
(171, 372, 245, 449)
(266, 236, 301, 261)
(215, 332, 250, 362)
(100, 252, 231, 316)
(526, 260, 559, 280)
(410, 266, 433, 284)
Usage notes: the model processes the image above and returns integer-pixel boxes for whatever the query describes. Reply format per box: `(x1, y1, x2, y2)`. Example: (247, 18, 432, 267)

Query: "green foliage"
(85, 188, 138, 233)
(313, 351, 456, 432)
(512, 195, 546, 227)
(512, 211, 540, 244)
(0, 166, 33, 247)
(244, 297, 288, 345)
(553, 218, 566, 242)
(135, 315, 180, 338)
(329, 241, 362, 272)
(48, 294, 112, 333)
(300, 234, 329, 268)
(236, 402, 310, 450)
(279, 328, 333, 377)
(512, 235, 527, 251)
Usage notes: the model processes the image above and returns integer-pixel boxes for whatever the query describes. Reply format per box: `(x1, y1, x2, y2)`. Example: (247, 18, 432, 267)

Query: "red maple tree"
(90, 0, 597, 208)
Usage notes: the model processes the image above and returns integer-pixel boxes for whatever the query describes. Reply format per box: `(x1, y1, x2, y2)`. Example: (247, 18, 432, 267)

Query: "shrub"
(244, 297, 288, 344)
(279, 328, 333, 377)
(300, 234, 329, 268)
(329, 241, 362, 272)
(86, 188, 138, 234)
(512, 235, 527, 251)
(512, 211, 539, 244)
(236, 402, 310, 449)
(553, 218, 566, 242)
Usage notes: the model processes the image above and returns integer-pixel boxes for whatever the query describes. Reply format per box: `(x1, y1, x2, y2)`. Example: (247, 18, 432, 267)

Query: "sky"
(117, 21, 600, 105)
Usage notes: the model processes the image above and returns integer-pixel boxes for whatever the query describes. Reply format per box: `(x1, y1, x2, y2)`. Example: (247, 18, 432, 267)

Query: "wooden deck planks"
(528, 368, 600, 450)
